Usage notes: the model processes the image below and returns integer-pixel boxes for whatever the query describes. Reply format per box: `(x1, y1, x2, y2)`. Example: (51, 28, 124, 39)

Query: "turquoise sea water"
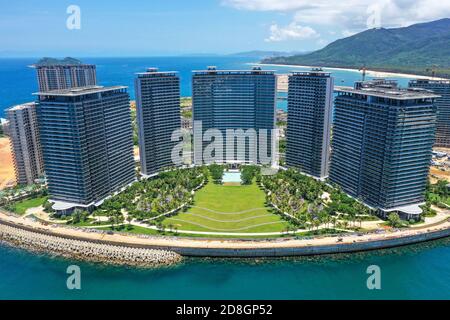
(1, 238, 450, 299)
(1, 56, 446, 300)
(0, 56, 413, 118)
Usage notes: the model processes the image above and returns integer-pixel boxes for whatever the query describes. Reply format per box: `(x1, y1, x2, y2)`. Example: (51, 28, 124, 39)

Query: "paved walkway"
(1, 208, 450, 253)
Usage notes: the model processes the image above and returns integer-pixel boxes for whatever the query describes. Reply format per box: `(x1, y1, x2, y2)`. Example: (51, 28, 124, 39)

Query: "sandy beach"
(0, 137, 15, 190)
(254, 62, 448, 80)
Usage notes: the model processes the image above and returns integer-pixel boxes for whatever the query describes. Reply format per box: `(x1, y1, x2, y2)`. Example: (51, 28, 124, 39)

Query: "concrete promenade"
(1, 209, 450, 259)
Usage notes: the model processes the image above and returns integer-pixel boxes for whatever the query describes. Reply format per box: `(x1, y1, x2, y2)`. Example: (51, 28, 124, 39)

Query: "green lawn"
(10, 196, 47, 215)
(162, 181, 293, 233)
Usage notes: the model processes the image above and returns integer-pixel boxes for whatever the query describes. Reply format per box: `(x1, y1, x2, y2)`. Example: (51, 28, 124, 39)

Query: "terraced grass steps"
(162, 181, 294, 233)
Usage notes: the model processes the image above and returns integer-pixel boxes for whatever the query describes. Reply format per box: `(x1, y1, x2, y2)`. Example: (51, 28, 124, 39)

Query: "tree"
(43, 200, 54, 213)
(331, 217, 338, 229)
(209, 164, 224, 184)
(356, 216, 362, 228)
(108, 215, 116, 230)
(341, 220, 349, 230)
(71, 209, 83, 224)
(241, 166, 259, 185)
(387, 213, 403, 228)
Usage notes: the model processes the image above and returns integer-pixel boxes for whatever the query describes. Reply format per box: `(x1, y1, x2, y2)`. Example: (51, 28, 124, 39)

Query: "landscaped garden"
(0, 183, 48, 215)
(261, 168, 378, 230)
(88, 167, 206, 226)
(426, 179, 450, 207)
(3, 164, 420, 238)
(6, 196, 47, 215)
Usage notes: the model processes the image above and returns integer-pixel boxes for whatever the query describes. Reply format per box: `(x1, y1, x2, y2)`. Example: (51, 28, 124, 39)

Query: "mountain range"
(262, 19, 450, 77)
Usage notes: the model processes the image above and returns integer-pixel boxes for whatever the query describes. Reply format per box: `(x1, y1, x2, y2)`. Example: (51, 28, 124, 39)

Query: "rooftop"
(6, 102, 36, 111)
(193, 66, 275, 75)
(136, 67, 178, 76)
(410, 78, 450, 85)
(383, 203, 423, 216)
(33, 85, 127, 97)
(335, 80, 441, 100)
(291, 68, 331, 77)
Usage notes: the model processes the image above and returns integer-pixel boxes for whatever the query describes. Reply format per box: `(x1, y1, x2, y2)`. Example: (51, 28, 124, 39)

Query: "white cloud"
(265, 22, 319, 42)
(224, 0, 450, 29)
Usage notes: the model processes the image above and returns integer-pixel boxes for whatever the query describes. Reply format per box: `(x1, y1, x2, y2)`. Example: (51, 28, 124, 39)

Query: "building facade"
(33, 63, 97, 92)
(35, 86, 136, 212)
(409, 79, 450, 148)
(192, 67, 276, 165)
(329, 80, 438, 219)
(135, 68, 181, 176)
(286, 69, 333, 179)
(6, 103, 44, 185)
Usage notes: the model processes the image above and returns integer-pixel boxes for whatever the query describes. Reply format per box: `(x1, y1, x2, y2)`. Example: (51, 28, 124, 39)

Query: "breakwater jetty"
(0, 221, 182, 267)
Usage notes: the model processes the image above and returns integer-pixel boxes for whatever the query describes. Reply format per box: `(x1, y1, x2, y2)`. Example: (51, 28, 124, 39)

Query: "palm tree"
(126, 215, 133, 229)
(356, 216, 362, 228)
(313, 219, 321, 231)
(331, 217, 337, 229)
(341, 220, 349, 230)
(108, 215, 116, 230)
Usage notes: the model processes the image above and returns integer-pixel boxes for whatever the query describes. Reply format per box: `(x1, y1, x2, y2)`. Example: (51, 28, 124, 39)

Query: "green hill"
(34, 57, 82, 66)
(262, 19, 450, 77)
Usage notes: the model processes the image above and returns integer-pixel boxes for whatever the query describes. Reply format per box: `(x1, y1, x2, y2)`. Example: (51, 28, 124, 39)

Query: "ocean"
(1, 238, 450, 299)
(0, 56, 414, 118)
(1, 56, 447, 300)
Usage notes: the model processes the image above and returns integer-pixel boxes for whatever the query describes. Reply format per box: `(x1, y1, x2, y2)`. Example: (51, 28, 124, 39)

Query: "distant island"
(34, 57, 82, 66)
(229, 50, 309, 59)
(261, 18, 450, 78)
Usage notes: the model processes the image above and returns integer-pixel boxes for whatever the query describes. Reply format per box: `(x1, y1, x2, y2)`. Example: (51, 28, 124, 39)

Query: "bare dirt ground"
(0, 137, 15, 190)
(430, 166, 450, 183)
(428, 148, 450, 183)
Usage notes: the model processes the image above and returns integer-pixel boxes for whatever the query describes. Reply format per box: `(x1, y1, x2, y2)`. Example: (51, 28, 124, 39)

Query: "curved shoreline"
(255, 62, 449, 80)
(1, 209, 450, 260)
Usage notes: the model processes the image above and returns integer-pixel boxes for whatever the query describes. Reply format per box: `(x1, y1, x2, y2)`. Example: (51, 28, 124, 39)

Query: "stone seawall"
(143, 227, 450, 257)
(0, 221, 182, 267)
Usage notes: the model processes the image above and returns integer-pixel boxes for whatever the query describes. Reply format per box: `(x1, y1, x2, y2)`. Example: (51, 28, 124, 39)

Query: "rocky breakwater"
(0, 223, 182, 267)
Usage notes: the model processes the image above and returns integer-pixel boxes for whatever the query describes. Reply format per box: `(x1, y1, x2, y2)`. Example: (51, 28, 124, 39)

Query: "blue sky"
(0, 0, 449, 57)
